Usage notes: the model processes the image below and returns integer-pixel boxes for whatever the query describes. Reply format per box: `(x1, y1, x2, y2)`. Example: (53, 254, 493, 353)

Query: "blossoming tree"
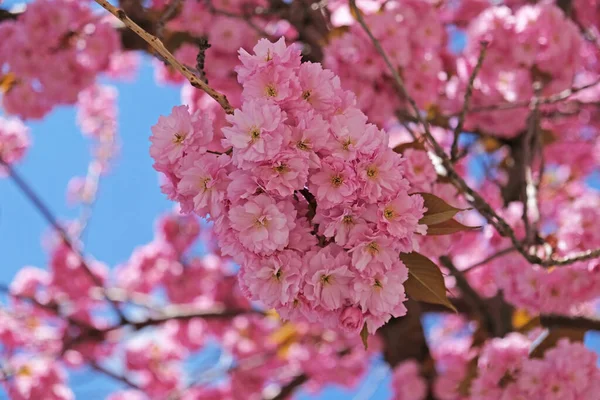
(1, 0, 600, 398)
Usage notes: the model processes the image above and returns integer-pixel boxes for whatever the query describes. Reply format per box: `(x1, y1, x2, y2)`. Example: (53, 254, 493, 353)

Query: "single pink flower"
(150, 105, 194, 165)
(228, 194, 296, 255)
(222, 100, 287, 168)
(309, 156, 358, 209)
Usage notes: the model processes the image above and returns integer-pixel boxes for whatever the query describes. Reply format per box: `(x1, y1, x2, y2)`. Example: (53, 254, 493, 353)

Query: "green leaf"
(400, 252, 457, 312)
(425, 219, 481, 235)
(392, 139, 426, 154)
(529, 328, 586, 358)
(417, 193, 470, 226)
(360, 323, 369, 350)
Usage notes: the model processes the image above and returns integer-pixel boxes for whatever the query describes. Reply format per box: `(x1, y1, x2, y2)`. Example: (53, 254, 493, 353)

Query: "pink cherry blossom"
(229, 194, 296, 255)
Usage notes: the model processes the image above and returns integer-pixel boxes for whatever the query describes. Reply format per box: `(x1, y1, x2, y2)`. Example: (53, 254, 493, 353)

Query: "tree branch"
(440, 256, 500, 336)
(90, 361, 141, 390)
(540, 314, 600, 332)
(94, 0, 235, 114)
(462, 247, 516, 273)
(0, 159, 127, 322)
(126, 308, 262, 331)
(268, 374, 309, 400)
(451, 41, 488, 161)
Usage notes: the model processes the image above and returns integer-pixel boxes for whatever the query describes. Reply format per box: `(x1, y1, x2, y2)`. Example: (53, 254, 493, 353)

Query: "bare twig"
(462, 247, 516, 273)
(94, 0, 234, 114)
(451, 41, 488, 161)
(156, 0, 183, 40)
(466, 77, 600, 114)
(125, 308, 262, 331)
(90, 362, 140, 390)
(440, 256, 499, 336)
(268, 374, 309, 400)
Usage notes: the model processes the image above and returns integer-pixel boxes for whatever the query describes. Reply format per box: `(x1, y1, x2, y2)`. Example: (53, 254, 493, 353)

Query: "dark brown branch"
(90, 362, 140, 390)
(440, 256, 500, 336)
(268, 374, 309, 400)
(0, 8, 19, 21)
(540, 314, 600, 332)
(267, 0, 330, 62)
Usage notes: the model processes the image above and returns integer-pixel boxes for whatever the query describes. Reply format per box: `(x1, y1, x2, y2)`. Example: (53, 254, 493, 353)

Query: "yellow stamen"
(331, 175, 344, 188)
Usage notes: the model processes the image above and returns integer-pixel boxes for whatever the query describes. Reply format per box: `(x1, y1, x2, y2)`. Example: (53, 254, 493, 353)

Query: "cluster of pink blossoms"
(435, 335, 600, 400)
(5, 356, 73, 400)
(150, 38, 427, 334)
(0, 116, 29, 174)
(325, 0, 449, 125)
(0, 0, 119, 119)
(452, 2, 583, 138)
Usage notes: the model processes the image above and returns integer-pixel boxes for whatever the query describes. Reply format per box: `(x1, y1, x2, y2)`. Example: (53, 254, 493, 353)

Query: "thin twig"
(463, 247, 516, 273)
(440, 256, 498, 336)
(94, 0, 234, 114)
(156, 0, 183, 40)
(451, 41, 488, 161)
(125, 308, 262, 331)
(466, 77, 600, 114)
(0, 159, 127, 322)
(90, 362, 140, 390)
(268, 374, 309, 400)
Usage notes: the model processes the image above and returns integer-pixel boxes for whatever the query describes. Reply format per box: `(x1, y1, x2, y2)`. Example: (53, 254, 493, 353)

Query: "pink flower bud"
(339, 306, 364, 333)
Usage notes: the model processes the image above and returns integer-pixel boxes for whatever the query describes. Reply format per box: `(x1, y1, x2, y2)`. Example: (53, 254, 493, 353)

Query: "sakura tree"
(1, 0, 600, 399)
